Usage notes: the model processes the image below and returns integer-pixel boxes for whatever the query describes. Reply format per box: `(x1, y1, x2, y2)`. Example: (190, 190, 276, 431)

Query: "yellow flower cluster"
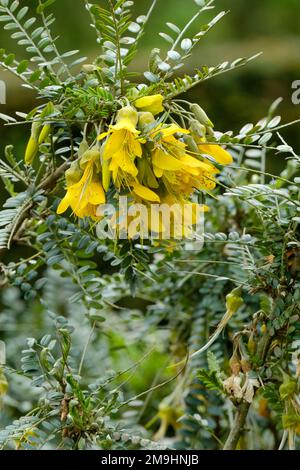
(56, 94, 233, 235)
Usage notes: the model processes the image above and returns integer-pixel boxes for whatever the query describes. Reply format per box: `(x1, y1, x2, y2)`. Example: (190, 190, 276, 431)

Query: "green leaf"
(17, 59, 29, 73)
(4, 52, 15, 65)
(17, 6, 29, 21)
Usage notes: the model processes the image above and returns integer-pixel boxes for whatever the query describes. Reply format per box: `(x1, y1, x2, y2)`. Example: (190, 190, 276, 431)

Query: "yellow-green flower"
(134, 94, 164, 115)
(98, 106, 143, 186)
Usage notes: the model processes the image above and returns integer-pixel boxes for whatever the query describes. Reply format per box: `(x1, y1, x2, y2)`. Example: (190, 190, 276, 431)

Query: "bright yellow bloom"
(98, 106, 143, 186)
(149, 124, 218, 195)
(150, 124, 190, 178)
(134, 94, 164, 115)
(57, 159, 105, 219)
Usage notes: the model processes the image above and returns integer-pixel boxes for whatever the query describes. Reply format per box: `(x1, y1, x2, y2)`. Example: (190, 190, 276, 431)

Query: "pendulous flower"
(98, 106, 143, 186)
(57, 149, 105, 219)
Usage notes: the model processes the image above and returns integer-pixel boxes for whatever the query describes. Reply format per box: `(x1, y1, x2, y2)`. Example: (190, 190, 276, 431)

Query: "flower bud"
(31, 120, 42, 141)
(138, 111, 155, 127)
(226, 287, 243, 314)
(190, 103, 214, 128)
(189, 119, 206, 141)
(183, 134, 200, 154)
(38, 124, 51, 145)
(24, 121, 42, 164)
(135, 95, 164, 115)
(25, 136, 39, 165)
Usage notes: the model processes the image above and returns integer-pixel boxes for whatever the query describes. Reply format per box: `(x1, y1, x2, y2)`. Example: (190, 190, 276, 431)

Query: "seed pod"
(261, 323, 267, 334)
(38, 124, 51, 144)
(229, 351, 241, 375)
(240, 358, 251, 373)
(190, 103, 214, 128)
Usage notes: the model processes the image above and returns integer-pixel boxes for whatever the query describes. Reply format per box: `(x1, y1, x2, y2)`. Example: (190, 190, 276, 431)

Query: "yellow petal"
(128, 133, 143, 157)
(97, 131, 110, 141)
(152, 149, 183, 171)
(132, 182, 160, 202)
(153, 164, 163, 178)
(103, 130, 125, 159)
(111, 118, 140, 134)
(160, 124, 189, 138)
(180, 154, 205, 168)
(198, 143, 233, 165)
(134, 94, 164, 115)
(88, 182, 106, 205)
(57, 192, 71, 214)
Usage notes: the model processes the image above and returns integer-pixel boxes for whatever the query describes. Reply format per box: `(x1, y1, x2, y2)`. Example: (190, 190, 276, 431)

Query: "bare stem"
(223, 402, 250, 450)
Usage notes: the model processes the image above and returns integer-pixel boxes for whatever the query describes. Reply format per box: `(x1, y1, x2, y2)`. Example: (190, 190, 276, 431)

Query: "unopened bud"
(25, 136, 39, 165)
(190, 103, 214, 128)
(226, 287, 243, 314)
(189, 119, 206, 141)
(38, 124, 51, 144)
(184, 134, 200, 154)
(138, 111, 155, 127)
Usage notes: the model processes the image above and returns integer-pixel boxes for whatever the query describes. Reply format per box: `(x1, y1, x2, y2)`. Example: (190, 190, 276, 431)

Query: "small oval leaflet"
(181, 38, 192, 50)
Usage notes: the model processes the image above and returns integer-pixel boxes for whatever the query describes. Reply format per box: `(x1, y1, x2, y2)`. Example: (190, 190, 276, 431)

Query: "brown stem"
(38, 161, 69, 191)
(0, 161, 69, 260)
(223, 402, 250, 450)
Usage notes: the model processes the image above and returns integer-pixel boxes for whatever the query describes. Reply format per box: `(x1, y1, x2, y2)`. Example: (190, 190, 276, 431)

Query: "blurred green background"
(0, 0, 299, 175)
